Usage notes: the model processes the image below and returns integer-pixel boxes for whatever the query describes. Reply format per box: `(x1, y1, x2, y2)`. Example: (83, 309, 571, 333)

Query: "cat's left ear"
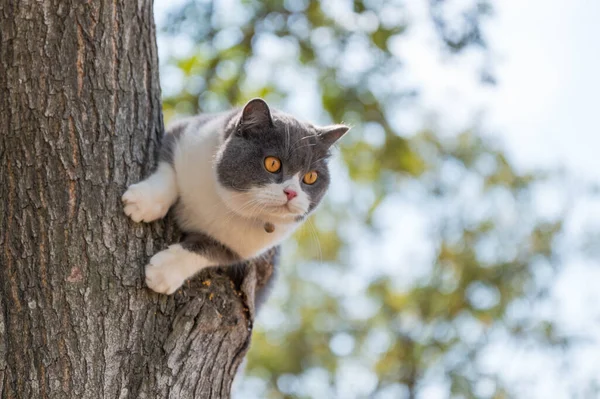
(240, 98, 273, 128)
(318, 125, 350, 148)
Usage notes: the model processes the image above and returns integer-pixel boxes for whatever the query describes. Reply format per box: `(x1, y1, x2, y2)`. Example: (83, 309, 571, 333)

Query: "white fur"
(123, 114, 307, 294)
(145, 244, 210, 294)
(122, 163, 178, 223)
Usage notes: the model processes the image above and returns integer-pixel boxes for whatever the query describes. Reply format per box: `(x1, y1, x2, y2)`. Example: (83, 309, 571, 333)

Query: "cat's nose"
(283, 188, 297, 201)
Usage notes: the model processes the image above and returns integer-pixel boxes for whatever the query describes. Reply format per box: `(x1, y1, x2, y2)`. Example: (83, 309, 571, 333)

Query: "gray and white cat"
(122, 98, 348, 294)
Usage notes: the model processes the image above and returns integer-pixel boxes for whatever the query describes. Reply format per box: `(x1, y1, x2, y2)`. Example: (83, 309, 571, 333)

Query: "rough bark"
(0, 1, 271, 398)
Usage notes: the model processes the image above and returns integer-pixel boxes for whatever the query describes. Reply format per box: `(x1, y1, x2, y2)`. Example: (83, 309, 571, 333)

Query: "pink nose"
(283, 188, 297, 201)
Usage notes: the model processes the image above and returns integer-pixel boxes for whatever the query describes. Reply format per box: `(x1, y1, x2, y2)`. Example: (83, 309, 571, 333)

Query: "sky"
(153, 0, 600, 397)
(489, 0, 600, 176)
(403, 0, 600, 176)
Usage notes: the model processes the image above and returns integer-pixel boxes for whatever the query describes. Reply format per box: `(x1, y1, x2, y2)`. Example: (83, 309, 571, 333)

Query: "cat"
(122, 98, 348, 294)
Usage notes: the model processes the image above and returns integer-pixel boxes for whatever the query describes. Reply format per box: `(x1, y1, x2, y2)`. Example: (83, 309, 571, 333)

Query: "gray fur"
(158, 122, 185, 165)
(181, 232, 241, 264)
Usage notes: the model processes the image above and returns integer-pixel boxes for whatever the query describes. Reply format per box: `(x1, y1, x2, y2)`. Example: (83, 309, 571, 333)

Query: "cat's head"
(215, 98, 348, 224)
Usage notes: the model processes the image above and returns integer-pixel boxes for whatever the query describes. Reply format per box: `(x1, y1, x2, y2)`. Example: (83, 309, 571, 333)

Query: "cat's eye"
(303, 171, 318, 185)
(264, 156, 281, 173)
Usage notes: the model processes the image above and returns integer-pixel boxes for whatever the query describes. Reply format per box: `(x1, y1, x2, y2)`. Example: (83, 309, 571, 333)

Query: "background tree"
(156, 1, 598, 398)
(0, 1, 269, 398)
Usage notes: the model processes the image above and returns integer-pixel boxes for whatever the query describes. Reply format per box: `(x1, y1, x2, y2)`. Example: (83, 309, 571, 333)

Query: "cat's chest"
(176, 196, 296, 258)
(202, 213, 294, 258)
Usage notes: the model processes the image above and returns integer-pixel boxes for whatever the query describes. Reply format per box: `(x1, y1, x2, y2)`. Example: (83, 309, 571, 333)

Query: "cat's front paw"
(122, 182, 171, 223)
(145, 246, 188, 295)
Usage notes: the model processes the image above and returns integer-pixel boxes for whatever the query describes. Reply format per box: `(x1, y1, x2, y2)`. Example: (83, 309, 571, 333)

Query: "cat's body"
(171, 113, 300, 258)
(123, 99, 348, 294)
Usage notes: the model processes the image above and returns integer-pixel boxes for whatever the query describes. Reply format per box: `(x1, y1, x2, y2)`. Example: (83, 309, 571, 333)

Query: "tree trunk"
(0, 1, 271, 397)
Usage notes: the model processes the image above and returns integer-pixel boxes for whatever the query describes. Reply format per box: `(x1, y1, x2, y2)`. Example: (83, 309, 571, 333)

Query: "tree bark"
(0, 1, 271, 398)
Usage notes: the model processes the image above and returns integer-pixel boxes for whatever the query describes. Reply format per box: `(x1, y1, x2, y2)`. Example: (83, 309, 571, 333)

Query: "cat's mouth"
(263, 202, 304, 217)
(245, 197, 308, 224)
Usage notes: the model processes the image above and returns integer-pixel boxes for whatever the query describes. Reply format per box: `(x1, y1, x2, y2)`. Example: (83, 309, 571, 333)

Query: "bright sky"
(406, 0, 600, 176)
(486, 0, 600, 173)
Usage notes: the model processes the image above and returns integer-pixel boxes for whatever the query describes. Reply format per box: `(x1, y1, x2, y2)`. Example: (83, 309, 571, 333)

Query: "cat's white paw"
(145, 246, 188, 295)
(122, 182, 171, 223)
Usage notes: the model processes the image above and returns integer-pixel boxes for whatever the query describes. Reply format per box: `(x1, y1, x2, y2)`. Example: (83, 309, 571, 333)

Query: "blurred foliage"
(157, 1, 592, 398)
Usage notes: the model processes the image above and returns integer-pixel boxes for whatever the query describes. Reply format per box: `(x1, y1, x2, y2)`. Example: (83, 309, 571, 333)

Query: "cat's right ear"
(239, 98, 273, 129)
(318, 124, 350, 148)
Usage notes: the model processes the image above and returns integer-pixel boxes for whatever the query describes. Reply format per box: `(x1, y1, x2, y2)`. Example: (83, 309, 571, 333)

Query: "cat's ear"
(318, 125, 350, 147)
(240, 98, 273, 128)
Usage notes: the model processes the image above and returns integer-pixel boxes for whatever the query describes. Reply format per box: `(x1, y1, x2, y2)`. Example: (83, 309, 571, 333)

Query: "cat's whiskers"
(221, 191, 289, 224)
(221, 198, 262, 225)
(238, 200, 264, 220)
(228, 184, 251, 192)
(310, 156, 328, 167)
(306, 217, 323, 263)
(285, 124, 291, 157)
(234, 198, 275, 229)
(195, 193, 260, 231)
(288, 135, 315, 157)
(246, 200, 269, 221)
(197, 191, 251, 218)
(289, 142, 317, 156)
(233, 200, 269, 233)
(289, 134, 313, 147)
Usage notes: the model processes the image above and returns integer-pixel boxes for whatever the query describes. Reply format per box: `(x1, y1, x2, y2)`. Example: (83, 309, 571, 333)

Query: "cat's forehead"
(261, 114, 325, 166)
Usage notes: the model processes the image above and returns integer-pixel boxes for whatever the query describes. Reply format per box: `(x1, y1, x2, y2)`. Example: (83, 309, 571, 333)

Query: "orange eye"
(303, 171, 318, 185)
(264, 156, 281, 173)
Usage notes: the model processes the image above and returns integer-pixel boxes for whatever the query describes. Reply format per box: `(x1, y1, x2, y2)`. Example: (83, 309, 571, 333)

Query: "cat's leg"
(144, 244, 210, 294)
(123, 120, 186, 223)
(145, 232, 240, 294)
(122, 162, 178, 223)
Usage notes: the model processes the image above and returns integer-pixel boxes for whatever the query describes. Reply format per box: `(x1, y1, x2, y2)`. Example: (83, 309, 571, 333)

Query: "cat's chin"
(261, 205, 305, 223)
(240, 204, 304, 224)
